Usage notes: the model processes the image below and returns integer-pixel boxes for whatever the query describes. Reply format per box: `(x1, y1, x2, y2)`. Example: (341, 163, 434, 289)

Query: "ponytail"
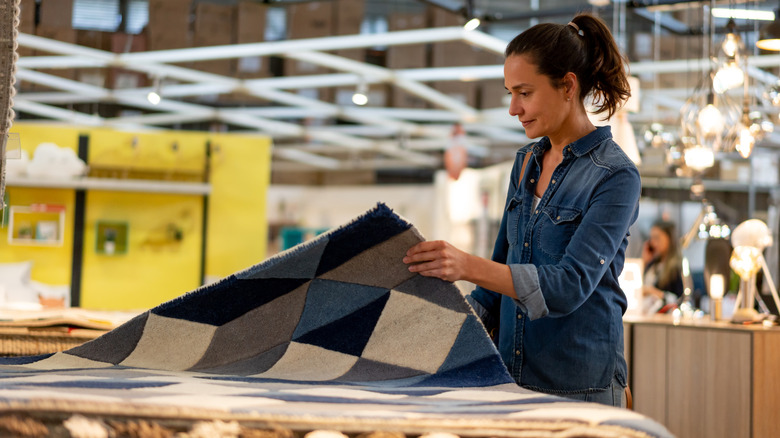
(505, 13, 630, 119)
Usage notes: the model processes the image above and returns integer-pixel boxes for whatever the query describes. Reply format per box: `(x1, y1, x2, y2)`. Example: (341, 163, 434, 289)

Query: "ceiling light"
(352, 80, 368, 106)
(712, 8, 775, 21)
(147, 76, 162, 105)
(587, 0, 610, 7)
(756, 10, 780, 51)
(463, 18, 480, 31)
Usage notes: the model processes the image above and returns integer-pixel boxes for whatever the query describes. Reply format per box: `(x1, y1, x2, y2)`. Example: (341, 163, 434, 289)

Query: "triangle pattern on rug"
(152, 277, 311, 326)
(292, 279, 390, 338)
(237, 238, 329, 280)
(293, 292, 390, 357)
(318, 228, 419, 289)
(314, 204, 411, 277)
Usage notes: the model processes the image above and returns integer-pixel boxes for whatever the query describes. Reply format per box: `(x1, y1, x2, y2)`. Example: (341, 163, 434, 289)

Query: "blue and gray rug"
(0, 203, 672, 437)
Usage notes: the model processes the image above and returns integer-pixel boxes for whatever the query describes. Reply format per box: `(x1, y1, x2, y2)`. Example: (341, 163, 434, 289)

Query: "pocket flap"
(543, 205, 581, 224)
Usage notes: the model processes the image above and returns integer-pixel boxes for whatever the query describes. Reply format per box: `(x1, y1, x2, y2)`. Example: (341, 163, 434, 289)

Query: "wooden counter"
(624, 314, 780, 438)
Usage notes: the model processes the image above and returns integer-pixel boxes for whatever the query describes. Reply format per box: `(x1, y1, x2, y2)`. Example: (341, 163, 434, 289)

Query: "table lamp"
(729, 219, 778, 323)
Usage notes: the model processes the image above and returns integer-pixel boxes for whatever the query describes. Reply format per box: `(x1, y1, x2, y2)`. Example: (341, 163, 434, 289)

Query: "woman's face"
(648, 226, 671, 258)
(504, 54, 569, 139)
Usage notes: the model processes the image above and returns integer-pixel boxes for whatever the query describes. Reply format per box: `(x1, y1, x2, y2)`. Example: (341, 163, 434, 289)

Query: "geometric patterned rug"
(0, 203, 672, 437)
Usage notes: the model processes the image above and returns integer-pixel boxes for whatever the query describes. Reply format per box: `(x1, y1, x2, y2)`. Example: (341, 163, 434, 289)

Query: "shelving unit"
(6, 176, 211, 195)
(7, 204, 66, 246)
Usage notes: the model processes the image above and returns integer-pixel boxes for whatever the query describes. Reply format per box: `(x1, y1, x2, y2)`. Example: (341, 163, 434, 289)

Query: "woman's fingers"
(403, 241, 460, 281)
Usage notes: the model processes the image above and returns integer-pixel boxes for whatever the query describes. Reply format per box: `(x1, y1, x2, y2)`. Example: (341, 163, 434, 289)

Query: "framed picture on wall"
(95, 221, 129, 255)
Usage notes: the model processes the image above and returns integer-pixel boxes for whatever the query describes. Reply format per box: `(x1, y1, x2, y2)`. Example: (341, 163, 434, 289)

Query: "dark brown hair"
(504, 13, 630, 119)
(651, 220, 682, 288)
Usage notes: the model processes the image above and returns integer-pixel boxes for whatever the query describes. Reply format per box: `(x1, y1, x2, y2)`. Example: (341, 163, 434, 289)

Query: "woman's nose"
(509, 99, 522, 117)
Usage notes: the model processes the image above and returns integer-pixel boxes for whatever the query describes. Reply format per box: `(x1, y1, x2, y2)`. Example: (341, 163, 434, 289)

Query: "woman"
(403, 13, 639, 407)
(641, 220, 684, 311)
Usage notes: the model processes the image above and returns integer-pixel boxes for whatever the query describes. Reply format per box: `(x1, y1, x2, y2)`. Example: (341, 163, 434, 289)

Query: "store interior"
(1, 0, 780, 436)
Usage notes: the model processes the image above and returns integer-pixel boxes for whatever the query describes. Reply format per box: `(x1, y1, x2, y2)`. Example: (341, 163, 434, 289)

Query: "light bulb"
(147, 91, 161, 105)
(722, 33, 740, 57)
(463, 18, 480, 31)
(697, 104, 725, 136)
(683, 145, 715, 171)
(712, 62, 744, 94)
(351, 92, 368, 106)
(736, 125, 755, 158)
(709, 274, 725, 299)
(730, 246, 762, 279)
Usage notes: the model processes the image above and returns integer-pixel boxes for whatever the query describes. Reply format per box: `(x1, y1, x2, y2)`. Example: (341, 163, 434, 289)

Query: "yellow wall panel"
(10, 123, 81, 154)
(2, 124, 272, 310)
(0, 187, 75, 286)
(205, 133, 272, 280)
(1, 124, 83, 287)
(81, 191, 204, 310)
(88, 129, 207, 175)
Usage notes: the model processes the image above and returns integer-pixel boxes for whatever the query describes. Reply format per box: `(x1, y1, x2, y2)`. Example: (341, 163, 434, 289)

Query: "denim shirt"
(468, 126, 640, 394)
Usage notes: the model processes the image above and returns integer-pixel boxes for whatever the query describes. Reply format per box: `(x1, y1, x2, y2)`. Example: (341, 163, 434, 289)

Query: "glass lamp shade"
(730, 246, 762, 280)
(697, 104, 725, 135)
(713, 62, 744, 94)
(757, 15, 780, 51)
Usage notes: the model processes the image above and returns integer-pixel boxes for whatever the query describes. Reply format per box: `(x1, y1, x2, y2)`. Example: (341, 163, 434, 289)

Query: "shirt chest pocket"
(505, 196, 523, 247)
(537, 205, 582, 260)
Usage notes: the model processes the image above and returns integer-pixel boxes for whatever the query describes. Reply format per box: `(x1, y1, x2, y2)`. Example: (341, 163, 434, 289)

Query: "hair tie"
(568, 21, 584, 36)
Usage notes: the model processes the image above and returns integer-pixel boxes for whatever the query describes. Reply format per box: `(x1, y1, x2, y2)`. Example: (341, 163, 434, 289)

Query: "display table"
(624, 314, 780, 438)
(0, 308, 138, 356)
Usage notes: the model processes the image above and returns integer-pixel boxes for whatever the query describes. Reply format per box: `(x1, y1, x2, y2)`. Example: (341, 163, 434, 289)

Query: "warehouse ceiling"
(12, 0, 780, 182)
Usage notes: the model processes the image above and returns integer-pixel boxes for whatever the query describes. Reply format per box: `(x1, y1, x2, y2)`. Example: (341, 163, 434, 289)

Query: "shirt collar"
(531, 125, 613, 158)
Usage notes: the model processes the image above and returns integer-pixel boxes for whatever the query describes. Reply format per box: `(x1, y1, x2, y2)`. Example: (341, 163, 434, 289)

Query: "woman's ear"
(563, 72, 578, 101)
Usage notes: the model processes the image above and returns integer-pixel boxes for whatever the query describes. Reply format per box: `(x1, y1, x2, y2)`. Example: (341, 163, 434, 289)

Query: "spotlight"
(352, 80, 368, 106)
(463, 18, 480, 31)
(147, 76, 162, 105)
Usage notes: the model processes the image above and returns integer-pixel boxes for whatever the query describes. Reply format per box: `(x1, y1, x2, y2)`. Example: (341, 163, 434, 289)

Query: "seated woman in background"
(642, 220, 684, 313)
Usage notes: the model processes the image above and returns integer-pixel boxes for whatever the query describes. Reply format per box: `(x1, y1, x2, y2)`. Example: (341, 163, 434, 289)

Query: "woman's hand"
(641, 285, 664, 300)
(403, 240, 472, 283)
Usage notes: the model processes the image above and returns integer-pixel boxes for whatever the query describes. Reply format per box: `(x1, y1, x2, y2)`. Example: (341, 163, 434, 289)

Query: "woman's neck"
(548, 110, 596, 152)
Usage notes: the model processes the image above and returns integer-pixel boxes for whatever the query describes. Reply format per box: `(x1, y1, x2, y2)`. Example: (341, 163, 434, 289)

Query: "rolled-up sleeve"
(508, 264, 548, 320)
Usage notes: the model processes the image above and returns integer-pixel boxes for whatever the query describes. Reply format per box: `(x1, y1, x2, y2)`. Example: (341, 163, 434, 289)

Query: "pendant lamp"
(756, 4, 780, 51)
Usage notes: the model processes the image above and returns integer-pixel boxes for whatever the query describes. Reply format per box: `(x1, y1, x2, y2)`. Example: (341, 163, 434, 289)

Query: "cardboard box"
(193, 2, 236, 77)
(235, 1, 270, 79)
(38, 0, 73, 28)
(285, 1, 334, 76)
(17, 0, 36, 57)
(332, 0, 365, 61)
(147, 0, 192, 50)
(386, 13, 428, 108)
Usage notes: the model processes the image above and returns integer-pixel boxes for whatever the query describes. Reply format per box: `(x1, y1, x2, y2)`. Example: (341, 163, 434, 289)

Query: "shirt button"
(534, 209, 539, 214)
(530, 178, 535, 183)
(524, 242, 529, 247)
(515, 350, 521, 356)
(600, 259, 605, 265)
(551, 179, 556, 184)
(517, 314, 522, 320)
(556, 216, 561, 220)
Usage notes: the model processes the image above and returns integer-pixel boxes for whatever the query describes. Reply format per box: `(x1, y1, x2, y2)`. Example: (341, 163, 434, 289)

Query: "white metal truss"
(13, 26, 780, 171)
